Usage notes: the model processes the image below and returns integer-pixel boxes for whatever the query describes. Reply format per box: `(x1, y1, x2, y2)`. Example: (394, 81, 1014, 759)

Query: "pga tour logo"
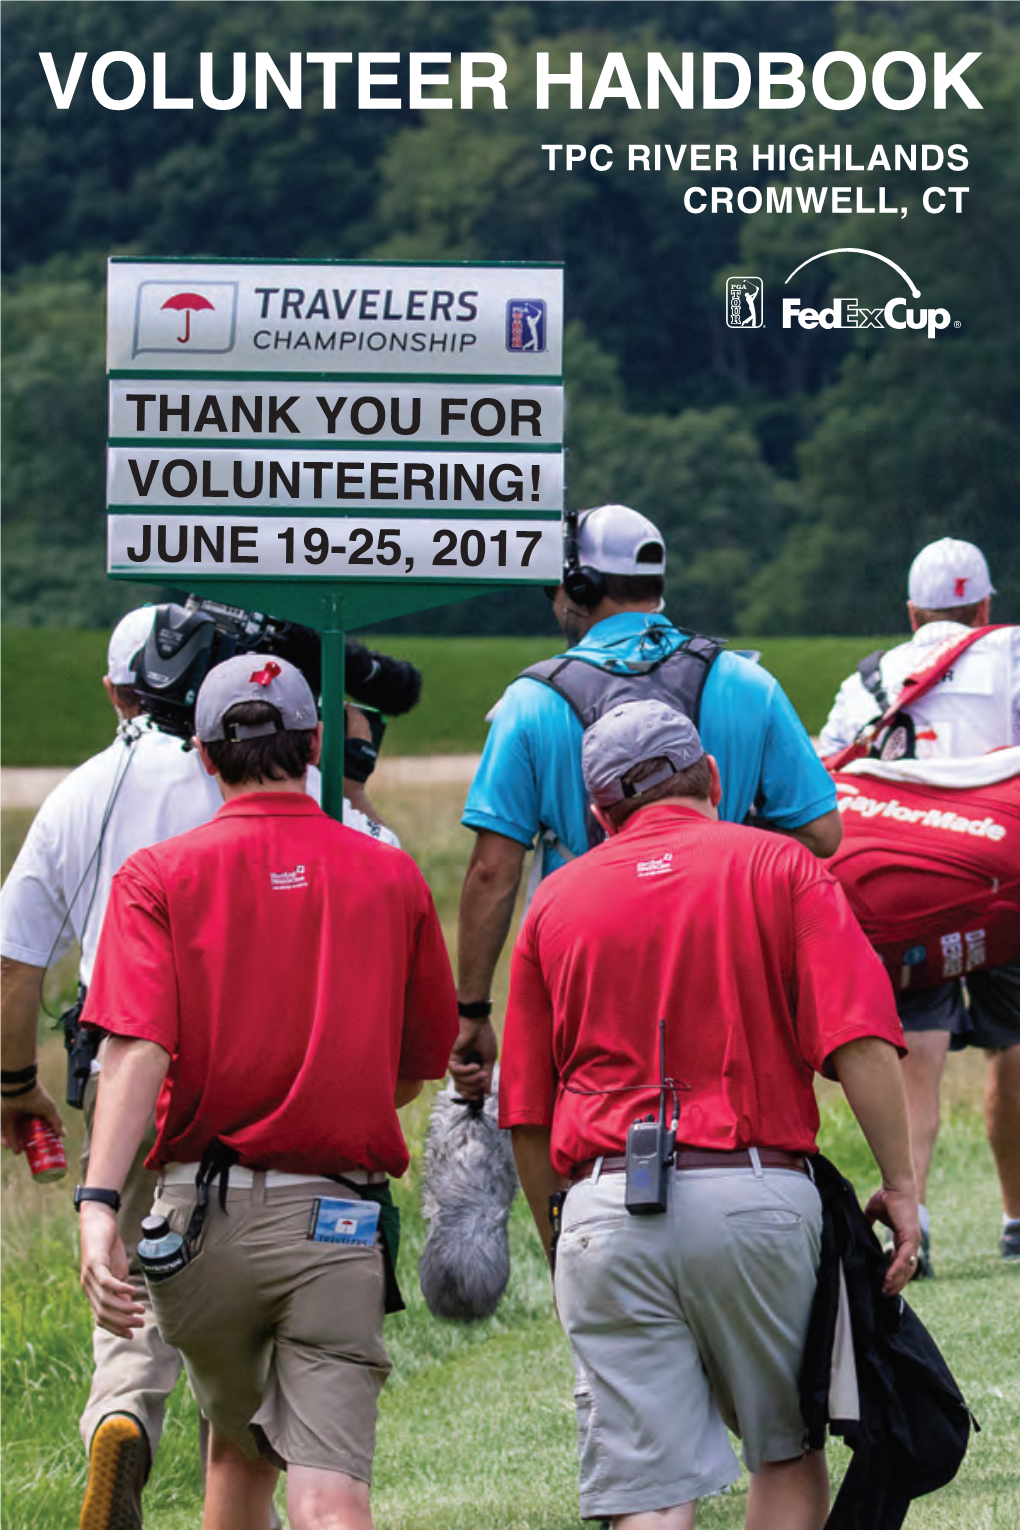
(505, 299, 546, 353)
(132, 280, 238, 356)
(726, 249, 954, 340)
(726, 277, 764, 329)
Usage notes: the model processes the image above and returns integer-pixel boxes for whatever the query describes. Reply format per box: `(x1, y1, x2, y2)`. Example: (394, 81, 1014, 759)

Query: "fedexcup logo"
(782, 248, 952, 339)
(725, 277, 764, 329)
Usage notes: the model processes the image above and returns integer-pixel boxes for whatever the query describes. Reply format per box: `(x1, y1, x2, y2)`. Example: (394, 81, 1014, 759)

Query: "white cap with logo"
(107, 607, 156, 685)
(908, 538, 995, 610)
(575, 504, 666, 575)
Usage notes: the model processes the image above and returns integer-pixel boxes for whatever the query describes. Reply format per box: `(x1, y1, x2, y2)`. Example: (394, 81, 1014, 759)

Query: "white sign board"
(108, 261, 562, 377)
(107, 259, 564, 591)
(108, 515, 561, 582)
(109, 379, 564, 445)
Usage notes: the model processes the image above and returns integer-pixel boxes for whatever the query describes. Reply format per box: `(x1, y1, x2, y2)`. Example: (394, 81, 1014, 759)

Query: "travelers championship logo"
(725, 277, 764, 328)
(132, 280, 238, 356)
(725, 249, 954, 339)
(505, 299, 546, 352)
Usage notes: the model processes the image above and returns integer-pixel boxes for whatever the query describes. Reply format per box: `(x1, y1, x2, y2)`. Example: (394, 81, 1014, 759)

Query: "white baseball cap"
(107, 607, 156, 685)
(908, 538, 995, 610)
(575, 504, 666, 574)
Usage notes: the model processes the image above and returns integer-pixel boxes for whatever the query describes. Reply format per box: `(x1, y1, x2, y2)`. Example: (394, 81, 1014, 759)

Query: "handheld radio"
(624, 1019, 679, 1215)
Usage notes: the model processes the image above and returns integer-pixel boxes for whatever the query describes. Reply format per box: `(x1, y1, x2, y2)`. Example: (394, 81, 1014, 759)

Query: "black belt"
(570, 1146, 810, 1184)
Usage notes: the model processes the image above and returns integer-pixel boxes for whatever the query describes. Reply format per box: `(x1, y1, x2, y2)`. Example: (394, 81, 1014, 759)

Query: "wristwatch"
(74, 1186, 122, 1214)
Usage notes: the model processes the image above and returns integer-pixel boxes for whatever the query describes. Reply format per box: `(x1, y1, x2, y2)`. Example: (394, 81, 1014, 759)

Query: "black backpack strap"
(520, 633, 722, 732)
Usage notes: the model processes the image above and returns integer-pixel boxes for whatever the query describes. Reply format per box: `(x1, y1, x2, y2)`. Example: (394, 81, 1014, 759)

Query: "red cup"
(20, 1116, 68, 1182)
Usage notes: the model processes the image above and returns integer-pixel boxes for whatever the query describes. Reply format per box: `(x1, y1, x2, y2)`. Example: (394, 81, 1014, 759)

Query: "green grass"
(1, 628, 899, 766)
(3, 782, 1017, 1529)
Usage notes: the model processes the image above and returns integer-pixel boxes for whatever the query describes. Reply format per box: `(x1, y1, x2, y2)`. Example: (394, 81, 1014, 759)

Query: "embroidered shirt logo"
(269, 864, 308, 890)
(636, 852, 674, 879)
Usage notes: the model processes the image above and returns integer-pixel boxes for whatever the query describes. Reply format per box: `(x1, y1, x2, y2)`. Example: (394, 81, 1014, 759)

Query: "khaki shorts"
(554, 1163, 822, 1520)
(149, 1177, 390, 1478)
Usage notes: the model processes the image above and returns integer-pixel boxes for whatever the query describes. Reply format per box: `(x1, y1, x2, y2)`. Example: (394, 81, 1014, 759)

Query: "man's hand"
(79, 1205, 146, 1338)
(449, 1017, 498, 1099)
(0, 957, 63, 1151)
(0, 1082, 65, 1152)
(864, 1185, 922, 1296)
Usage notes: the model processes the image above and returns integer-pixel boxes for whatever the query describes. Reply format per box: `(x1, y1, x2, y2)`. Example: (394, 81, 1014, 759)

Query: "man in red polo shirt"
(77, 654, 457, 1530)
(500, 699, 919, 1530)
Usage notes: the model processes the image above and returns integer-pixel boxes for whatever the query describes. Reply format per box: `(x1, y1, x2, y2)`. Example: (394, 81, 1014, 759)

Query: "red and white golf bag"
(827, 751, 1020, 991)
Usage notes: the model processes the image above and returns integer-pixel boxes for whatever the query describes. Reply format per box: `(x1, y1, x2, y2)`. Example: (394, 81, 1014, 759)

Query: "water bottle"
(137, 1214, 190, 1282)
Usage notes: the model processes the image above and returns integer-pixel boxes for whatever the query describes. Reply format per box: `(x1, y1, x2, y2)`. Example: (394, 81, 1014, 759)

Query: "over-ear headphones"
(562, 508, 606, 609)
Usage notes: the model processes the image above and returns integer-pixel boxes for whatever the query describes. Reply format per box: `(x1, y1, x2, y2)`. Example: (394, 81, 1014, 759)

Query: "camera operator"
(1, 607, 410, 1530)
(77, 655, 457, 1530)
(500, 701, 918, 1530)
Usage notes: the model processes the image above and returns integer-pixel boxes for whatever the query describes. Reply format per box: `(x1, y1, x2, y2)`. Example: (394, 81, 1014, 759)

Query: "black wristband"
(74, 1186, 122, 1214)
(458, 999, 493, 1021)
(1, 1063, 38, 1085)
(1, 1079, 39, 1099)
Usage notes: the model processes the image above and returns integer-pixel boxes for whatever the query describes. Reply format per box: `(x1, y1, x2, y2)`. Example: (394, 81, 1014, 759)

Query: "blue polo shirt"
(463, 613, 835, 877)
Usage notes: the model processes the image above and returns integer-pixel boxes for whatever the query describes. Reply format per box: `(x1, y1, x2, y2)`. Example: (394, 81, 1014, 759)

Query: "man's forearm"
(1, 958, 64, 1147)
(1, 957, 45, 1070)
(830, 1036, 916, 1190)
(457, 831, 527, 1001)
(511, 1124, 565, 1263)
(86, 1037, 169, 1193)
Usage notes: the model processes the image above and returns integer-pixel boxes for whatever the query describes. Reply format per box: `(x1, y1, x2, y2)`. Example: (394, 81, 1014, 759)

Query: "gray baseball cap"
(582, 700, 705, 807)
(195, 654, 318, 742)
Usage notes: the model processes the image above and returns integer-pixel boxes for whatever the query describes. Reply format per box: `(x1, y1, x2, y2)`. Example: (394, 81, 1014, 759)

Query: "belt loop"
(805, 1157, 816, 1184)
(592, 1155, 604, 1186)
(749, 1146, 764, 1179)
(253, 1169, 267, 1205)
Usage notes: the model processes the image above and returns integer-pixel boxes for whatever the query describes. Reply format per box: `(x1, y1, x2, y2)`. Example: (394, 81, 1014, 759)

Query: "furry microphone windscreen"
(419, 1073, 519, 1322)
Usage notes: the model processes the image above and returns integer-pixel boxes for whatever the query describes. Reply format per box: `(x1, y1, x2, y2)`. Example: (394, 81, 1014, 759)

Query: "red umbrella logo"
(161, 292, 215, 344)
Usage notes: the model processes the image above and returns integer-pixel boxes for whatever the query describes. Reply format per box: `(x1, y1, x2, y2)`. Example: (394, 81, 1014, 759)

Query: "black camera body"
(132, 600, 322, 742)
(131, 599, 422, 759)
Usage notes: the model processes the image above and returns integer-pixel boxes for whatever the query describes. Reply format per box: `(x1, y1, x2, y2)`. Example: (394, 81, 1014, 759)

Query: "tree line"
(2, 1, 1016, 634)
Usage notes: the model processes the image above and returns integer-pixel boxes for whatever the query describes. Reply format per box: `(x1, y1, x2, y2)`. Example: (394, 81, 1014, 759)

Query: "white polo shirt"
(819, 623, 1020, 760)
(1, 717, 397, 986)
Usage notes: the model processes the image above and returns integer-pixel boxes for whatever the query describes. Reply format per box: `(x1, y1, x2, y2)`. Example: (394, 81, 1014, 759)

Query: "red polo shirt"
(84, 792, 458, 1177)
(500, 803, 904, 1177)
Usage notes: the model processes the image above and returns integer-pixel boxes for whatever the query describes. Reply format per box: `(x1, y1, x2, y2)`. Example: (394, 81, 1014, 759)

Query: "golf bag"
(828, 752, 1020, 991)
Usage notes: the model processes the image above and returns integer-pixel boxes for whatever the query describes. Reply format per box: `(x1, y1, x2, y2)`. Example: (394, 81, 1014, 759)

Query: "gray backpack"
(520, 630, 722, 853)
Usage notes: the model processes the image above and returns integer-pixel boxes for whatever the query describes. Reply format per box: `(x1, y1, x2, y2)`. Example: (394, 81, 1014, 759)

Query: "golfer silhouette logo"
(131, 279, 238, 357)
(506, 299, 547, 352)
(725, 276, 765, 329)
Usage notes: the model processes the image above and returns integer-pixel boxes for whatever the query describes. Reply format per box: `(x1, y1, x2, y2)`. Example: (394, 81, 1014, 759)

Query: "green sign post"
(106, 258, 564, 817)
